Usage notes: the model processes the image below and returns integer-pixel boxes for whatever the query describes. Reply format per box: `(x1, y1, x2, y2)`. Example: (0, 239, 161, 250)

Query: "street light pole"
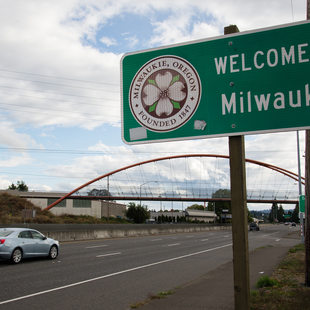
(139, 181, 158, 208)
(297, 131, 304, 242)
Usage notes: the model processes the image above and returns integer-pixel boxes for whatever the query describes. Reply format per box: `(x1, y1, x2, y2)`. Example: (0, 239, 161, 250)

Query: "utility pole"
(297, 131, 304, 243)
(306, 130, 310, 286)
(305, 0, 310, 287)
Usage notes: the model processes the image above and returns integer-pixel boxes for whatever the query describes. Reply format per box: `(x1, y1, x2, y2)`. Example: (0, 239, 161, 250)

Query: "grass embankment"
(251, 243, 310, 310)
(0, 193, 128, 224)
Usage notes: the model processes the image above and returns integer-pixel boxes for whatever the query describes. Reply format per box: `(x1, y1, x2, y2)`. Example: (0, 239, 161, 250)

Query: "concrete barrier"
(0, 223, 231, 242)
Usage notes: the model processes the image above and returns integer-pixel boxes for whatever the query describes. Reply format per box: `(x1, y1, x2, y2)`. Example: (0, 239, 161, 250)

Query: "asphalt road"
(0, 224, 299, 310)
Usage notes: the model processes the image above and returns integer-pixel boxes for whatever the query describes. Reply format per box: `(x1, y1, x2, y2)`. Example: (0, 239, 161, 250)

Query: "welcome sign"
(121, 21, 310, 144)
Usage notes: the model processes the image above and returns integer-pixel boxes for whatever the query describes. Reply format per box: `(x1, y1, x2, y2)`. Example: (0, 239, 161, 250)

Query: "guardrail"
(0, 223, 232, 242)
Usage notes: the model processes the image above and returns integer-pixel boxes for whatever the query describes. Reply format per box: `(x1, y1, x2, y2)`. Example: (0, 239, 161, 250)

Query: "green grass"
(130, 290, 176, 308)
(153, 290, 175, 299)
(250, 243, 310, 310)
(256, 276, 279, 289)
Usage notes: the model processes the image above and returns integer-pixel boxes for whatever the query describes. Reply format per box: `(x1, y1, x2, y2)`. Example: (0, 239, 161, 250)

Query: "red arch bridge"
(45, 154, 305, 211)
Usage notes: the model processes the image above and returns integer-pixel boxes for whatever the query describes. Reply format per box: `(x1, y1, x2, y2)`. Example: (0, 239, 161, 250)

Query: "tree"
(8, 180, 28, 192)
(268, 202, 278, 223)
(8, 183, 17, 190)
(88, 188, 111, 197)
(208, 189, 231, 218)
(187, 204, 205, 210)
(277, 205, 285, 222)
(248, 208, 253, 223)
(291, 203, 300, 223)
(126, 202, 150, 223)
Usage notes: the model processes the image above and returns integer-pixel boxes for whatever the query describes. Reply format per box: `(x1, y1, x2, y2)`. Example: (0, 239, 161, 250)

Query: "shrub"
(256, 276, 279, 288)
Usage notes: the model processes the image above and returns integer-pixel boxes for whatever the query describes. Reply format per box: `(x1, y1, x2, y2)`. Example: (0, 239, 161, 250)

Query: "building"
(0, 190, 126, 219)
(185, 209, 217, 223)
(150, 210, 185, 223)
(150, 209, 217, 223)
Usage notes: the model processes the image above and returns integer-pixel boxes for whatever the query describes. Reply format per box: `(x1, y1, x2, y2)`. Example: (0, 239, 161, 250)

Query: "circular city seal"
(129, 55, 201, 132)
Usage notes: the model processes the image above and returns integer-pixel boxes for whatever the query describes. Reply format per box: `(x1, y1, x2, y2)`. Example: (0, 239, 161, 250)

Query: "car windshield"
(0, 230, 13, 237)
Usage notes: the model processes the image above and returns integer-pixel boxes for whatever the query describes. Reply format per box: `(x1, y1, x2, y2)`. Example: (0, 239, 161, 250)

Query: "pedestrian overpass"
(45, 154, 304, 210)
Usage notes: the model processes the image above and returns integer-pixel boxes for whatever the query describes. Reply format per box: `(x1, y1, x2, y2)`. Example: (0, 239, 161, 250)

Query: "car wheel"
(49, 245, 58, 259)
(11, 248, 23, 264)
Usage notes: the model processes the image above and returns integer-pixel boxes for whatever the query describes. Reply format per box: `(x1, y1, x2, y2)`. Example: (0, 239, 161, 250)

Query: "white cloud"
(30, 184, 53, 192)
(0, 0, 121, 130)
(0, 177, 11, 189)
(0, 155, 32, 168)
(100, 36, 117, 46)
(125, 35, 139, 48)
(0, 118, 40, 148)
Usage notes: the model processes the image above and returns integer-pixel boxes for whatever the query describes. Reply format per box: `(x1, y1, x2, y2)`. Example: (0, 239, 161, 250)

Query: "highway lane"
(0, 224, 299, 310)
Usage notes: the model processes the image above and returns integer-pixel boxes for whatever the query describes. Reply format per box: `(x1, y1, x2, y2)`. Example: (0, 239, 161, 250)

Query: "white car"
(0, 228, 59, 264)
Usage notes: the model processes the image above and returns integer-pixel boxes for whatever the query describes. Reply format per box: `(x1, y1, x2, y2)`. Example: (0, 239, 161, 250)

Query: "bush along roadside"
(250, 243, 310, 310)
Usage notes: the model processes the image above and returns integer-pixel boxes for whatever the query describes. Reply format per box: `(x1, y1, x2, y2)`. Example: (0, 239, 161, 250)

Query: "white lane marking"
(96, 252, 121, 258)
(167, 243, 180, 247)
(275, 239, 281, 242)
(200, 239, 209, 242)
(150, 238, 162, 242)
(0, 243, 232, 305)
(263, 232, 279, 237)
(86, 245, 108, 249)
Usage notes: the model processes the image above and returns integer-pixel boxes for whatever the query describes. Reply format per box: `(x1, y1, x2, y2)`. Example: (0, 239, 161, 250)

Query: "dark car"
(249, 222, 260, 231)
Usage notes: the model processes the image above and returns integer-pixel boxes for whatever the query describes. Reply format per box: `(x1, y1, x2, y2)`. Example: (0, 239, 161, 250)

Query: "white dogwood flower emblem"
(143, 71, 186, 116)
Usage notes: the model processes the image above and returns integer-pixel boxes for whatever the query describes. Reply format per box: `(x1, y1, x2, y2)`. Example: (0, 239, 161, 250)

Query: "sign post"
(225, 24, 250, 310)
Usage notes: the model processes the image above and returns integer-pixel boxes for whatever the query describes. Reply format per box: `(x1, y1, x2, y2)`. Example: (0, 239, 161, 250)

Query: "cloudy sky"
(0, 0, 307, 210)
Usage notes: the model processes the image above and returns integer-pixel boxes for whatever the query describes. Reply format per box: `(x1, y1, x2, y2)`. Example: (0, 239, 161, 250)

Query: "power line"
(0, 68, 118, 86)
(0, 146, 297, 156)
(0, 84, 118, 100)
(0, 171, 93, 179)
(0, 103, 111, 121)
(0, 147, 110, 154)
(0, 89, 117, 107)
(0, 101, 116, 118)
(0, 74, 119, 92)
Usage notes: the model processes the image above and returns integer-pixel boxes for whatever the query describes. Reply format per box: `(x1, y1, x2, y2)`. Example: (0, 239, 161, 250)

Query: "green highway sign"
(121, 21, 310, 144)
(300, 195, 305, 213)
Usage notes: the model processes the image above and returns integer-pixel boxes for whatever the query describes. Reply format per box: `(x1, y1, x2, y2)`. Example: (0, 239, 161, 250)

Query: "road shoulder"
(138, 231, 300, 310)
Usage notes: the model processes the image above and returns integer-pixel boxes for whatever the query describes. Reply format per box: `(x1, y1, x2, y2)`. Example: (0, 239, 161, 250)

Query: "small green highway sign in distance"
(300, 195, 305, 213)
(121, 21, 310, 144)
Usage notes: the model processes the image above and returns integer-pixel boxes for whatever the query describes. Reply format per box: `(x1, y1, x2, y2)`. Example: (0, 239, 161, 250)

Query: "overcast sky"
(0, 0, 307, 210)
